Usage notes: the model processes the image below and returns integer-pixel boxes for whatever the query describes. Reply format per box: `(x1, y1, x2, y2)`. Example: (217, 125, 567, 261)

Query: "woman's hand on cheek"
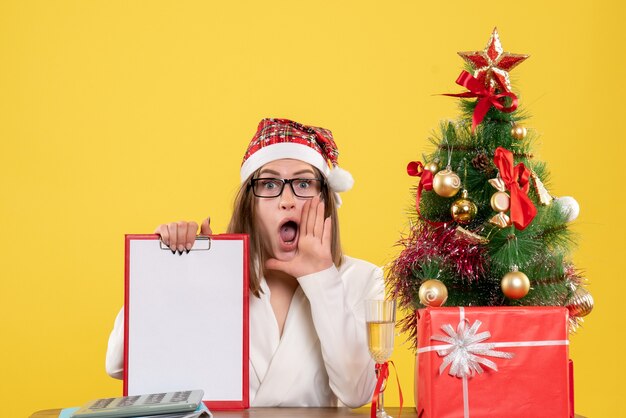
(265, 196, 334, 278)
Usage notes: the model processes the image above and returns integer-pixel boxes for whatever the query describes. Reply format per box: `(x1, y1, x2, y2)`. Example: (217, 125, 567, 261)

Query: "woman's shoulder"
(338, 255, 383, 278)
(337, 255, 385, 300)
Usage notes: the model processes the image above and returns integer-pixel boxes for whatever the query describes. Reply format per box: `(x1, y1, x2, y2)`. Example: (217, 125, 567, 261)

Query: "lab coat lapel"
(248, 279, 279, 385)
(252, 286, 319, 406)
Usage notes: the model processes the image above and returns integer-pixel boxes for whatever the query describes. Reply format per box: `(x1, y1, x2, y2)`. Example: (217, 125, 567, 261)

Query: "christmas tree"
(388, 28, 593, 347)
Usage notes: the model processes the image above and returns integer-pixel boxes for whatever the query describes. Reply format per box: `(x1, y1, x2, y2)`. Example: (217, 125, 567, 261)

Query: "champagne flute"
(365, 299, 396, 418)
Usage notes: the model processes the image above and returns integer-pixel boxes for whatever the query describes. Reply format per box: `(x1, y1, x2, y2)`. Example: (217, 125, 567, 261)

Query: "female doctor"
(105, 118, 385, 407)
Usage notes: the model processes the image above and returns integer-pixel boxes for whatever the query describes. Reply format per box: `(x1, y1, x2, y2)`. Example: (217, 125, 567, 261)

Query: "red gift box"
(416, 306, 571, 418)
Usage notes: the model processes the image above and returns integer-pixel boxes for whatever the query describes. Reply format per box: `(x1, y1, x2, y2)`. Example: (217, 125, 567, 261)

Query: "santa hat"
(240, 118, 354, 204)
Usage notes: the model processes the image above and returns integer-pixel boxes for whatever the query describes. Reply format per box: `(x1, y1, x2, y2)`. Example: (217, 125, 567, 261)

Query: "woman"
(105, 118, 384, 407)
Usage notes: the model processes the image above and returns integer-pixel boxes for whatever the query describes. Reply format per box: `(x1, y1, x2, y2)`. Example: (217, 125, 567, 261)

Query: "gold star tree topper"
(458, 27, 529, 92)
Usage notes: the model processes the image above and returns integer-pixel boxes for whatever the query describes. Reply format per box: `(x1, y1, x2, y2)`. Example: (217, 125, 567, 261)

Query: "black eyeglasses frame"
(248, 177, 326, 198)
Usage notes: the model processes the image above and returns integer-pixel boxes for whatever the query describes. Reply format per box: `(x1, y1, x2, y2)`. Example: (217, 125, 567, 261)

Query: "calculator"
(70, 390, 204, 417)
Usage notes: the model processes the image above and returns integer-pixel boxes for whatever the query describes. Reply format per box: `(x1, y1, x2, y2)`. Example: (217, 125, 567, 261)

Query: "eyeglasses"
(249, 177, 325, 198)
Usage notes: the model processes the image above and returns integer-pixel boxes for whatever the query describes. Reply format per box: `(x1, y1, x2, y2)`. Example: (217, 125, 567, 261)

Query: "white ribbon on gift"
(431, 315, 514, 378)
(417, 307, 570, 418)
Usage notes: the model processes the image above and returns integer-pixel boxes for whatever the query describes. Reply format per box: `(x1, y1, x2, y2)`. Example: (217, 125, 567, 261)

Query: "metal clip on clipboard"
(159, 236, 212, 251)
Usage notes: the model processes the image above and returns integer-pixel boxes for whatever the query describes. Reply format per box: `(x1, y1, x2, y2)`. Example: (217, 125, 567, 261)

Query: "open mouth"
(279, 220, 299, 244)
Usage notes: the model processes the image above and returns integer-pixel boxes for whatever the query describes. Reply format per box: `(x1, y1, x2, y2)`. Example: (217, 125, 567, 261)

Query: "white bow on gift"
(431, 319, 514, 378)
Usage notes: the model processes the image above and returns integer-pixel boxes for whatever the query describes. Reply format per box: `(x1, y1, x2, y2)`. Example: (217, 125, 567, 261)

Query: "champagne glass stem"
(375, 366, 390, 418)
(365, 300, 395, 418)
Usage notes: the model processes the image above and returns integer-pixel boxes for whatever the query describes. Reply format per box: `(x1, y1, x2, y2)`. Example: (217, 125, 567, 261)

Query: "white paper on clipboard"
(123, 234, 249, 409)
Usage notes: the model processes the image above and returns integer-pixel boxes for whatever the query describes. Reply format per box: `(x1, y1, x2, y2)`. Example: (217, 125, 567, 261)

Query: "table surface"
(30, 407, 586, 418)
(30, 407, 395, 417)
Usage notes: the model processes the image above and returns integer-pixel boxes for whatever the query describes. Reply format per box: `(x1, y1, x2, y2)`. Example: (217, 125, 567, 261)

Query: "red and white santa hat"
(240, 118, 354, 204)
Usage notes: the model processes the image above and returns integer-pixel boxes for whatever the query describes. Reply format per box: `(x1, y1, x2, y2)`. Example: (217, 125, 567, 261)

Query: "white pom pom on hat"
(327, 165, 354, 192)
(240, 118, 354, 202)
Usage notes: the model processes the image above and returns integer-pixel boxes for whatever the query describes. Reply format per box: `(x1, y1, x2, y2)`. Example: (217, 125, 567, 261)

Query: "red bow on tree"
(444, 71, 518, 133)
(407, 161, 433, 214)
(493, 147, 537, 230)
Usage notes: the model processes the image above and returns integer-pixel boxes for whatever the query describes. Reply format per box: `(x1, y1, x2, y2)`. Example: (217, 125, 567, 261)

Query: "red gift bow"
(443, 71, 519, 133)
(493, 146, 537, 230)
(371, 361, 403, 418)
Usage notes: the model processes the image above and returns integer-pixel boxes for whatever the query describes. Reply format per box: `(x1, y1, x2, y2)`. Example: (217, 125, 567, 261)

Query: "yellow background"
(1, 1, 623, 417)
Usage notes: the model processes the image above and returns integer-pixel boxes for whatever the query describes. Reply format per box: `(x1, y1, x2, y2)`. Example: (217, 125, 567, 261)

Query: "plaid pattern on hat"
(242, 118, 339, 168)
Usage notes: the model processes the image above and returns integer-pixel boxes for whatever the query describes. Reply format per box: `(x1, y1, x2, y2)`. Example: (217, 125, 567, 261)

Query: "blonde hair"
(227, 167, 343, 297)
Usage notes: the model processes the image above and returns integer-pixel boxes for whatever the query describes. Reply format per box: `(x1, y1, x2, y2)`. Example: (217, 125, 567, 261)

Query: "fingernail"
(178, 250, 183, 256)
(185, 249, 190, 254)
(185, 243, 193, 251)
(171, 249, 176, 255)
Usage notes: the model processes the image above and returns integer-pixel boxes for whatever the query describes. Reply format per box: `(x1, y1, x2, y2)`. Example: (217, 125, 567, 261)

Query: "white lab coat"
(106, 256, 384, 408)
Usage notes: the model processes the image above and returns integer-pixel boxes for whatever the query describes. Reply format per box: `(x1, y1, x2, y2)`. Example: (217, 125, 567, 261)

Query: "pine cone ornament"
(472, 153, 494, 174)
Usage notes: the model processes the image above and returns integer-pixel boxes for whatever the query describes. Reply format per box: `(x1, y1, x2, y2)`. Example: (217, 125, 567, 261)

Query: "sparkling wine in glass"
(365, 300, 396, 418)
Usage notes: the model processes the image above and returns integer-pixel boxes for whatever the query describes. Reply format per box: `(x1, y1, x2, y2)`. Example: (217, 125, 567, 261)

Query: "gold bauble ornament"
(566, 286, 594, 318)
(451, 190, 478, 225)
(511, 124, 527, 140)
(424, 160, 440, 174)
(418, 279, 448, 307)
(501, 268, 530, 299)
(432, 167, 461, 197)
